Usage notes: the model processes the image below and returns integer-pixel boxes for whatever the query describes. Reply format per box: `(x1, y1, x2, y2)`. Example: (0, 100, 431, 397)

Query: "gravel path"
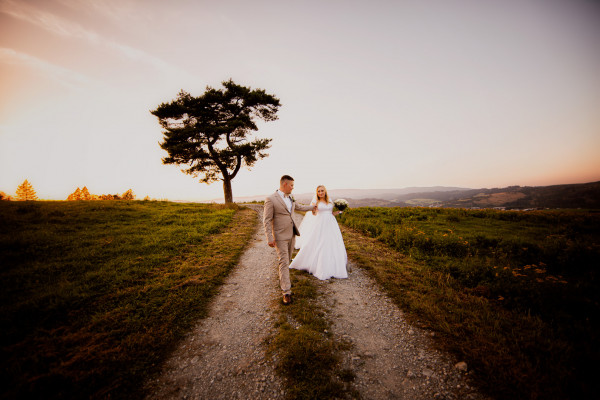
(146, 205, 487, 399)
(315, 265, 485, 400)
(146, 204, 284, 399)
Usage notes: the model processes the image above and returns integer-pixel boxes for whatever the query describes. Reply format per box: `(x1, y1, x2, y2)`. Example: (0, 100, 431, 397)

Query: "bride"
(290, 185, 348, 280)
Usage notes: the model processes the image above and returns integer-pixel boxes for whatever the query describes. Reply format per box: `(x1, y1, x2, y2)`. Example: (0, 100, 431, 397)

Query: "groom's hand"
(268, 240, 275, 247)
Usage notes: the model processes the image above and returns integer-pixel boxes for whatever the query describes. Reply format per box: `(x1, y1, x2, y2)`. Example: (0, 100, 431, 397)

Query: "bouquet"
(333, 199, 349, 212)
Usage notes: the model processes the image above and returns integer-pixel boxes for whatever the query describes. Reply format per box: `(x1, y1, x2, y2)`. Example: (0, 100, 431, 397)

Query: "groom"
(263, 175, 316, 305)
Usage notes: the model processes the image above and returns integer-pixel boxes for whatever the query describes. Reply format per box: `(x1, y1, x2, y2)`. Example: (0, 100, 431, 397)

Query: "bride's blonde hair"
(315, 185, 330, 204)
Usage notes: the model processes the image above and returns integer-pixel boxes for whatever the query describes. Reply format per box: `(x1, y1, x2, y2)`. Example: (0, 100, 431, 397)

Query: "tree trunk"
(223, 178, 233, 204)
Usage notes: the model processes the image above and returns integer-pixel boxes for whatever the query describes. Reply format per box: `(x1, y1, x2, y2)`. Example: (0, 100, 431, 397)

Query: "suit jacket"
(263, 191, 313, 243)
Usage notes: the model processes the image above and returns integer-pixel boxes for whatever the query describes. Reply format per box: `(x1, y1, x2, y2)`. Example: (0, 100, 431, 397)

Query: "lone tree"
(151, 79, 280, 204)
(16, 179, 38, 201)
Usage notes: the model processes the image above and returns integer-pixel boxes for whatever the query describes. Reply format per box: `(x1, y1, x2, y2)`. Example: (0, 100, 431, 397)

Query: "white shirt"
(277, 190, 293, 213)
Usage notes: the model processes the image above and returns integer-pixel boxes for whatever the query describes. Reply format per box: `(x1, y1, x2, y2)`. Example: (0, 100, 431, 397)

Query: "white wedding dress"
(290, 200, 348, 280)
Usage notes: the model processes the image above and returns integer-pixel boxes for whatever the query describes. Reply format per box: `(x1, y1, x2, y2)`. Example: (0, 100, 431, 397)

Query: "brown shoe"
(282, 294, 292, 305)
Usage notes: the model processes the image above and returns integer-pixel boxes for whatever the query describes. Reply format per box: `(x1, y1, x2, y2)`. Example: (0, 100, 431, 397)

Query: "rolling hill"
(231, 181, 600, 209)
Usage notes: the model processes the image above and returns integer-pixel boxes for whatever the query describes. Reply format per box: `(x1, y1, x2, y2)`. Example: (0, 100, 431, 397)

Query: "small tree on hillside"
(122, 189, 135, 200)
(0, 191, 11, 201)
(67, 187, 82, 201)
(150, 79, 280, 204)
(81, 186, 92, 200)
(16, 180, 38, 201)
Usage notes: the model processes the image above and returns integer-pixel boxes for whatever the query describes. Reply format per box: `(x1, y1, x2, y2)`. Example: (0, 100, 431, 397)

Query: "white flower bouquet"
(333, 199, 349, 212)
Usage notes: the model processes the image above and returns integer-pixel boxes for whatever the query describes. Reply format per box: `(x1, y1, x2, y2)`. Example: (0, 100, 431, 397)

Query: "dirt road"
(146, 205, 485, 399)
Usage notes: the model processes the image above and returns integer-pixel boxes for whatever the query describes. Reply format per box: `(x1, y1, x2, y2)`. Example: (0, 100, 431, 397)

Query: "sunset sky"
(1, 0, 599, 201)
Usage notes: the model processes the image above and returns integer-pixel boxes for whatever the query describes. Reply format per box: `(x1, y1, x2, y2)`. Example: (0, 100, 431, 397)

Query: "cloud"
(56, 0, 152, 23)
(0, 0, 92, 39)
(0, 0, 195, 80)
(0, 47, 94, 89)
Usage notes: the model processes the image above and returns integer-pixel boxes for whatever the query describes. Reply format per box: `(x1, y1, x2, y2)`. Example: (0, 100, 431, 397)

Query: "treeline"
(0, 180, 136, 201)
(66, 187, 135, 201)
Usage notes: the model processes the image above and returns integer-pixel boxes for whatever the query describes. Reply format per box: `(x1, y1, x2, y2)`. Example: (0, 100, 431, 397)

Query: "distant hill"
(231, 181, 600, 209)
(230, 186, 470, 205)
(339, 181, 600, 209)
(436, 181, 600, 209)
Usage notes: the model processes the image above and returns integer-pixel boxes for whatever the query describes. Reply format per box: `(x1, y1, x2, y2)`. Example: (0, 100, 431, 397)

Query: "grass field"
(339, 207, 600, 400)
(0, 200, 257, 399)
(4, 200, 598, 399)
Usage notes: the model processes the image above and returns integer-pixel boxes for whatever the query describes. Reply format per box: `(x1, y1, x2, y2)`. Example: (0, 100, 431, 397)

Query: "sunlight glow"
(1, 0, 599, 201)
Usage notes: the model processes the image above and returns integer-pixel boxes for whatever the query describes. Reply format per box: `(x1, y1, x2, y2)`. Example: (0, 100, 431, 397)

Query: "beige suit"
(263, 191, 313, 294)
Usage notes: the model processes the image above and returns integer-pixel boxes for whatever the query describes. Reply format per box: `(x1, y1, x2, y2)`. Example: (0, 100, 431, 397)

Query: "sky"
(1, 0, 599, 201)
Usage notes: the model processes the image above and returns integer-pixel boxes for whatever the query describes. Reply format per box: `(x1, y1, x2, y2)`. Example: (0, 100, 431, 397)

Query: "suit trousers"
(275, 237, 295, 295)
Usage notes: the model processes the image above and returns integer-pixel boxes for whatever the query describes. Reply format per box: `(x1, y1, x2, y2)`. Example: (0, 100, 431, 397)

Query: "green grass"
(268, 269, 357, 400)
(339, 207, 600, 400)
(0, 200, 257, 400)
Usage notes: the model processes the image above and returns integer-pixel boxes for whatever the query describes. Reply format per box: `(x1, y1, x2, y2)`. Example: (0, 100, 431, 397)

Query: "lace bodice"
(314, 201, 334, 214)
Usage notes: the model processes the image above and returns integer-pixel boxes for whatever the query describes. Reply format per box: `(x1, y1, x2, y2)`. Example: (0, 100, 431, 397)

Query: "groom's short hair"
(280, 175, 294, 184)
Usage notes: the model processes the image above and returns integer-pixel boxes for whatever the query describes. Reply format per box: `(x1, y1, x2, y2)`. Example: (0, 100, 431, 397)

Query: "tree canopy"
(16, 180, 38, 201)
(151, 79, 280, 203)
